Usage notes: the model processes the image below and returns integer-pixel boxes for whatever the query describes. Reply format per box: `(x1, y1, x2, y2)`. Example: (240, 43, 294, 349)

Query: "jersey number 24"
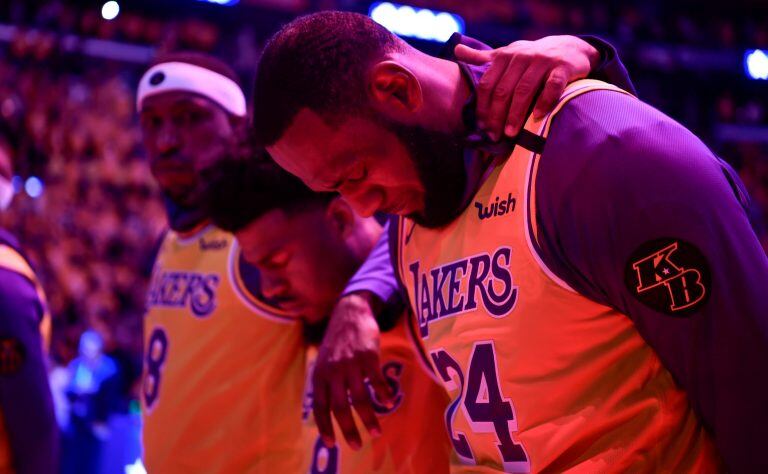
(430, 341, 530, 472)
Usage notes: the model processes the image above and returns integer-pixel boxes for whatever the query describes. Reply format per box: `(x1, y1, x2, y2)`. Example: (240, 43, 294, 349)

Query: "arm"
(312, 225, 398, 449)
(342, 224, 399, 303)
(536, 90, 768, 472)
(0, 268, 59, 474)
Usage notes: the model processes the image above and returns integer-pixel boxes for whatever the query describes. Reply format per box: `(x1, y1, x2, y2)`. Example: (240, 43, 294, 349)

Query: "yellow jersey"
(301, 313, 451, 473)
(142, 223, 306, 473)
(394, 80, 719, 473)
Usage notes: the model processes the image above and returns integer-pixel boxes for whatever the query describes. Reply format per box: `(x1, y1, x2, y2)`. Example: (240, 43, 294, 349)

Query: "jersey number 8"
(144, 327, 169, 409)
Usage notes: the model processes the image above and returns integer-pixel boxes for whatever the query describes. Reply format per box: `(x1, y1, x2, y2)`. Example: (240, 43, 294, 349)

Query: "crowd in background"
(2, 0, 767, 48)
(0, 1, 765, 467)
(0, 56, 165, 363)
(0, 52, 161, 471)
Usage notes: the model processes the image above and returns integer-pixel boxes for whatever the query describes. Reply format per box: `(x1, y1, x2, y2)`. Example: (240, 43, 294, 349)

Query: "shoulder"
(0, 265, 37, 298)
(530, 88, 754, 300)
(0, 232, 43, 325)
(548, 88, 714, 168)
(539, 89, 737, 216)
(0, 266, 40, 326)
(0, 228, 36, 277)
(0, 227, 22, 250)
(0, 236, 38, 293)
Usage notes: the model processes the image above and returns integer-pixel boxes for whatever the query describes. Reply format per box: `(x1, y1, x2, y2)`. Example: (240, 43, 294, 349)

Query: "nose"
(260, 271, 290, 301)
(156, 122, 181, 157)
(344, 186, 385, 218)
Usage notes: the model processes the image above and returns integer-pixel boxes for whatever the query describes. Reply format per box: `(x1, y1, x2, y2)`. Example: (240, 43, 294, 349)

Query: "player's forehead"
(139, 90, 222, 116)
(238, 207, 320, 257)
(268, 109, 373, 189)
(269, 110, 337, 176)
(237, 209, 293, 258)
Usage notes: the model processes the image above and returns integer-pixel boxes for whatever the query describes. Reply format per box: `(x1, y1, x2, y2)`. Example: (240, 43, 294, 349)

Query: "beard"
(378, 117, 467, 229)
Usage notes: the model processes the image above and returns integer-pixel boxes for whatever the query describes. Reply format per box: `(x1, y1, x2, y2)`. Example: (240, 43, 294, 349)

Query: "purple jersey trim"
(388, 218, 436, 376)
(227, 241, 298, 323)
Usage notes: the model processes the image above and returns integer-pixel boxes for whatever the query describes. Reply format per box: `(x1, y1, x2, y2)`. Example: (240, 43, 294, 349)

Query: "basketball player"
(204, 156, 451, 473)
(137, 36, 621, 471)
(310, 31, 637, 452)
(136, 53, 308, 473)
(0, 138, 58, 473)
(253, 12, 768, 472)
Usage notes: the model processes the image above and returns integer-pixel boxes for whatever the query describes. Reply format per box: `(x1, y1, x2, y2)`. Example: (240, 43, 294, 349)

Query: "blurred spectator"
(61, 331, 117, 474)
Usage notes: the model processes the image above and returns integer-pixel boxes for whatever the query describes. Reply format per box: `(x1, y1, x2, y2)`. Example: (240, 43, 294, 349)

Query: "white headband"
(137, 61, 247, 117)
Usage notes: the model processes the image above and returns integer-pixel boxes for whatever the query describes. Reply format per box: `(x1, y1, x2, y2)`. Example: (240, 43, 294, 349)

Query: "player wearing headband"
(137, 53, 306, 473)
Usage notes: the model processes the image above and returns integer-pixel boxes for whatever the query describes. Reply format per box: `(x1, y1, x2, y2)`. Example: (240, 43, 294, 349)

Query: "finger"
(474, 52, 513, 133)
(311, 370, 336, 448)
(504, 62, 549, 138)
(533, 67, 569, 120)
(453, 44, 495, 66)
(361, 353, 393, 408)
(484, 55, 529, 141)
(347, 370, 382, 438)
(329, 376, 362, 450)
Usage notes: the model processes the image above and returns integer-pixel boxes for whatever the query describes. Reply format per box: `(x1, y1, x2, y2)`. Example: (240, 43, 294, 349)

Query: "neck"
(164, 196, 209, 232)
(417, 53, 470, 134)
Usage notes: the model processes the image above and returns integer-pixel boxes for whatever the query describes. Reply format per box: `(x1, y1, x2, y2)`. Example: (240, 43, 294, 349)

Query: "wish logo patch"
(624, 238, 710, 316)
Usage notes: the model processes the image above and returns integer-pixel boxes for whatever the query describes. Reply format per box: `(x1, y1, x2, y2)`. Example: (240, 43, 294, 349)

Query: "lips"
(275, 299, 305, 315)
(152, 160, 197, 188)
(153, 159, 193, 175)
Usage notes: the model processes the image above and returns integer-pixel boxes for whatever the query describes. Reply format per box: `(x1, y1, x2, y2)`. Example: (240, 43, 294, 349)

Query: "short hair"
(252, 11, 405, 146)
(149, 51, 241, 86)
(204, 151, 335, 233)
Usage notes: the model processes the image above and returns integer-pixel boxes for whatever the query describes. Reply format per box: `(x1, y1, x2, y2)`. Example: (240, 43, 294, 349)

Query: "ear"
(324, 196, 356, 239)
(369, 60, 423, 115)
